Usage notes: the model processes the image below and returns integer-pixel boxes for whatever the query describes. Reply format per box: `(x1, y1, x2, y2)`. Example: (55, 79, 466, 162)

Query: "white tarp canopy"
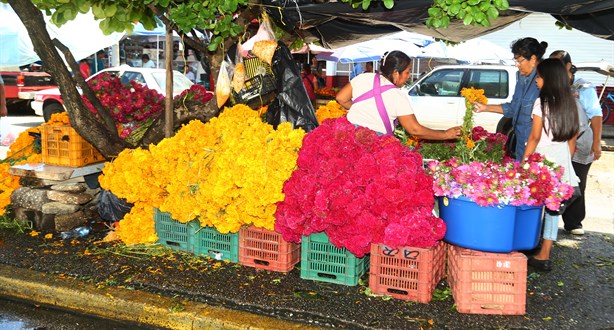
(313, 31, 435, 63)
(312, 31, 513, 64)
(0, 3, 125, 69)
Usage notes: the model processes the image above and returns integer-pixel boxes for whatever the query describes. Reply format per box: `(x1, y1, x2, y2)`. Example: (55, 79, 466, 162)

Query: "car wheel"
(43, 103, 65, 122)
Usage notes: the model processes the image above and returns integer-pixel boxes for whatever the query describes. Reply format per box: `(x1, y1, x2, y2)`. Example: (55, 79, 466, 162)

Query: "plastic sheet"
(98, 190, 133, 222)
(265, 42, 318, 132)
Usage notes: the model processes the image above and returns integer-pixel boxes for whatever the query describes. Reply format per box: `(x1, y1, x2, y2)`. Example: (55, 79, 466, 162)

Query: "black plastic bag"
(266, 41, 319, 133)
(98, 189, 133, 222)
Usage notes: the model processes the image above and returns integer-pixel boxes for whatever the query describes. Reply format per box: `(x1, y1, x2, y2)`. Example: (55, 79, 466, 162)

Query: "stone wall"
(11, 176, 102, 232)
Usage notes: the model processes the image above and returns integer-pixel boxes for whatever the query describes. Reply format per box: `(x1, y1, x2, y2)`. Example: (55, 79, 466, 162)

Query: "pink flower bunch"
(427, 153, 574, 211)
(82, 73, 164, 124)
(173, 84, 213, 103)
(275, 117, 446, 257)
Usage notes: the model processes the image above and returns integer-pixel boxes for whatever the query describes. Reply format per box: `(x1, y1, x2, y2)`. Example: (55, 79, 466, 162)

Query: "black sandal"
(528, 257, 552, 271)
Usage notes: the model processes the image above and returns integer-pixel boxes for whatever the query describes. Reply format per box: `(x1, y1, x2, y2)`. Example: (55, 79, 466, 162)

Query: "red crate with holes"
(447, 245, 527, 315)
(239, 226, 300, 273)
(368, 241, 446, 303)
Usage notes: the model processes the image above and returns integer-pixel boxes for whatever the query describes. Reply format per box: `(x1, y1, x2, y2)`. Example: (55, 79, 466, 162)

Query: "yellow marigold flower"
(101, 104, 305, 244)
(315, 100, 347, 124)
(47, 112, 71, 126)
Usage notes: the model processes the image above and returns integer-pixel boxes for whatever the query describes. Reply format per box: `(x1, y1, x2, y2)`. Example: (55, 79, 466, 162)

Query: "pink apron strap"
(353, 74, 396, 135)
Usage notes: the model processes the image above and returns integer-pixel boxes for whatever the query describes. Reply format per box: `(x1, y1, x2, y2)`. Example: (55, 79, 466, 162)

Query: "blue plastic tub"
(437, 196, 544, 253)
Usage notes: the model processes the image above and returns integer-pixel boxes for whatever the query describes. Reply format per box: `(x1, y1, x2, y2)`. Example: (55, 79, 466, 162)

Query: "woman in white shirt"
(336, 51, 459, 140)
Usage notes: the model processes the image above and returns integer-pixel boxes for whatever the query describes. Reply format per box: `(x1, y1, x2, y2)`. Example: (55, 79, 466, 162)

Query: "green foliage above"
(339, 0, 509, 29)
(427, 0, 509, 28)
(29, 0, 249, 51)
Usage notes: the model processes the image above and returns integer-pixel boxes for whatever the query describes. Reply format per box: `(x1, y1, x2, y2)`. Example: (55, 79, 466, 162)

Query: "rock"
(50, 183, 87, 193)
(41, 202, 80, 215)
(47, 190, 93, 205)
(54, 211, 88, 232)
(11, 187, 50, 212)
(13, 207, 55, 231)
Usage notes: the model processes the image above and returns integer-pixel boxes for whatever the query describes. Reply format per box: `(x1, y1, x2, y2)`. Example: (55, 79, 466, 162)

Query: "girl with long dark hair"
(522, 58, 579, 271)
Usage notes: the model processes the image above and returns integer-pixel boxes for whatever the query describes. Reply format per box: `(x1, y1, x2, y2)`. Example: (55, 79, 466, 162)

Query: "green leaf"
(498, 0, 510, 10)
(467, 0, 480, 5)
(76, 0, 90, 13)
(362, 0, 371, 11)
(441, 15, 451, 27)
(104, 4, 117, 17)
(428, 7, 442, 16)
(487, 7, 499, 19)
(458, 8, 466, 19)
(92, 4, 104, 18)
(463, 14, 473, 25)
(449, 3, 461, 15)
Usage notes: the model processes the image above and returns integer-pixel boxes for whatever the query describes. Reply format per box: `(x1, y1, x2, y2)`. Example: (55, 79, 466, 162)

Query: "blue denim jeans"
(543, 213, 560, 241)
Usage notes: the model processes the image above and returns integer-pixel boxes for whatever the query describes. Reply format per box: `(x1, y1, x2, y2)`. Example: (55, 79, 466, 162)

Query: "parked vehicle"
(31, 65, 193, 121)
(0, 65, 56, 110)
(403, 64, 518, 134)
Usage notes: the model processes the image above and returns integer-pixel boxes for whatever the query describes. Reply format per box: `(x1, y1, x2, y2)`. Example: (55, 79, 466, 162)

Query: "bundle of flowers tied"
(275, 117, 445, 257)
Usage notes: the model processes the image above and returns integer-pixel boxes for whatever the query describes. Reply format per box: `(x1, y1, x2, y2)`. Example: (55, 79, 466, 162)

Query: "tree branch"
(51, 39, 116, 132)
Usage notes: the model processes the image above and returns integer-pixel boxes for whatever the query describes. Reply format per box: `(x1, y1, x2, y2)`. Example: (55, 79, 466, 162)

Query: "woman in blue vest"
(473, 38, 548, 160)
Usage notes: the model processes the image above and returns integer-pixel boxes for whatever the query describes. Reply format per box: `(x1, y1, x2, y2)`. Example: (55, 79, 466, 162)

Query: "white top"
(346, 73, 413, 134)
(531, 99, 566, 147)
(142, 60, 156, 68)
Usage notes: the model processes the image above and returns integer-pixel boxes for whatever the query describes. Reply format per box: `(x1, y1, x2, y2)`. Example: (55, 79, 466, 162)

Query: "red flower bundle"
(275, 117, 445, 257)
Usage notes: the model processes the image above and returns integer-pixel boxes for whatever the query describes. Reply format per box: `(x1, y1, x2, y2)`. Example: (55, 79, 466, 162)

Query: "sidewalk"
(0, 154, 612, 330)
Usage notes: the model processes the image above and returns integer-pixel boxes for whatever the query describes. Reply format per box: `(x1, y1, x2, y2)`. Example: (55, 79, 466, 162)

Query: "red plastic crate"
(447, 245, 527, 315)
(369, 241, 446, 303)
(42, 125, 105, 167)
(239, 226, 300, 273)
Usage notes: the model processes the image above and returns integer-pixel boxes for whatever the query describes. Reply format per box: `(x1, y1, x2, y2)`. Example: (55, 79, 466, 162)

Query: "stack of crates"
(300, 232, 369, 286)
(368, 241, 447, 303)
(41, 124, 105, 167)
(447, 245, 527, 315)
(154, 209, 239, 262)
(238, 226, 300, 273)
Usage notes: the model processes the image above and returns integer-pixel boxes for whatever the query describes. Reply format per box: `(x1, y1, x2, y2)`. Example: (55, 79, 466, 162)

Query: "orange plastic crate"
(368, 241, 446, 303)
(41, 125, 105, 167)
(239, 226, 300, 273)
(447, 245, 527, 315)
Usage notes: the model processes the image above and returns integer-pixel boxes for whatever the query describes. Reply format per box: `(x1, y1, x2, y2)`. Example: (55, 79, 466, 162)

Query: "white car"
(404, 64, 519, 133)
(32, 65, 194, 121)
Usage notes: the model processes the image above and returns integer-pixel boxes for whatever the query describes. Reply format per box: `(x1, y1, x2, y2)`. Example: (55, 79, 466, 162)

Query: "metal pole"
(164, 24, 174, 137)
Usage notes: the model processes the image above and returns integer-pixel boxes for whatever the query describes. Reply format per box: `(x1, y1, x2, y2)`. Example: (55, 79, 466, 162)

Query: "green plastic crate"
(154, 209, 192, 252)
(154, 209, 239, 262)
(300, 232, 369, 286)
(192, 226, 239, 262)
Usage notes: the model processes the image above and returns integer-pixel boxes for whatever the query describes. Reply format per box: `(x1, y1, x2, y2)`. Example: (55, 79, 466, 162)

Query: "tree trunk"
(9, 1, 261, 158)
(8, 0, 130, 159)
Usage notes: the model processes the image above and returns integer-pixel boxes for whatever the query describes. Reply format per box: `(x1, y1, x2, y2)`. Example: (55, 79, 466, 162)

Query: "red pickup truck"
(0, 67, 56, 110)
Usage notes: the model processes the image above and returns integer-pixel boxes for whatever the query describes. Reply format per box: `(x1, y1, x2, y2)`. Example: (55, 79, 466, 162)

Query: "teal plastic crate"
(192, 226, 239, 262)
(300, 232, 369, 286)
(154, 209, 192, 252)
(154, 209, 239, 262)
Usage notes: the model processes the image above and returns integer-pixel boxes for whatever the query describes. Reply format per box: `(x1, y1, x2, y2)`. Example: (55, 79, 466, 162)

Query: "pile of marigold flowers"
(315, 100, 347, 124)
(99, 104, 305, 245)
